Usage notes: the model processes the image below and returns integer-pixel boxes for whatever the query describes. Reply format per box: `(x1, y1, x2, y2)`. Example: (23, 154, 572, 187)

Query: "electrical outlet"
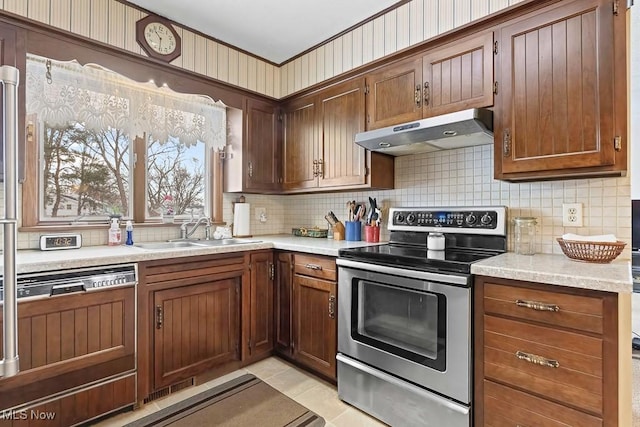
(255, 207, 267, 222)
(562, 203, 583, 227)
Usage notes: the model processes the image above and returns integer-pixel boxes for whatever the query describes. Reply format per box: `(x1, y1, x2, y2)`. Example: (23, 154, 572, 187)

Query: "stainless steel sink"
(133, 238, 261, 250)
(191, 238, 262, 246)
(134, 241, 200, 250)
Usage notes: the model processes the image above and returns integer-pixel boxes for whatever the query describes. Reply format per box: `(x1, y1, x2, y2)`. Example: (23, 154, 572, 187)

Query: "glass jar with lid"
(512, 217, 537, 255)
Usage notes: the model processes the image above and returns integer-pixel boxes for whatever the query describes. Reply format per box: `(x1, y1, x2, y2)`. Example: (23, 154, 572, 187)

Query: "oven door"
(337, 258, 471, 404)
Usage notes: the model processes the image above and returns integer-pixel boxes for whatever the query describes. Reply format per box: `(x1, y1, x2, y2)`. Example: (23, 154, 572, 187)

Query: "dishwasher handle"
(50, 282, 86, 296)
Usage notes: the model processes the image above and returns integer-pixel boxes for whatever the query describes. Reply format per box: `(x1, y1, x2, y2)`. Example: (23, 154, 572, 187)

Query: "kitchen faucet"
(179, 215, 211, 240)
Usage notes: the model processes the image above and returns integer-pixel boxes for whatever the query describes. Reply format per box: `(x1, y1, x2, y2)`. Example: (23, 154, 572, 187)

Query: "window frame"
(18, 34, 242, 229)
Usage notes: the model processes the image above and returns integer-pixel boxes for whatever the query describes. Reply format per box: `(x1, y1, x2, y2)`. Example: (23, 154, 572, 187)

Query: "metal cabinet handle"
(305, 263, 323, 270)
(317, 159, 324, 178)
(328, 295, 336, 319)
(423, 82, 430, 105)
(414, 84, 421, 107)
(503, 128, 511, 157)
(248, 161, 253, 178)
(312, 160, 319, 177)
(515, 299, 560, 312)
(155, 305, 163, 329)
(515, 350, 559, 368)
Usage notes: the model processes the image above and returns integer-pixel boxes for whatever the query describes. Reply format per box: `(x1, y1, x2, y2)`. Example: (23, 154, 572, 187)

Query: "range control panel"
(389, 206, 507, 236)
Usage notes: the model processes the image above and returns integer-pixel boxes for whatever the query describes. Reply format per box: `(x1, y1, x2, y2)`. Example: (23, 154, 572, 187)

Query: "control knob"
(465, 213, 477, 225)
(480, 212, 492, 225)
(406, 213, 416, 224)
(395, 213, 405, 224)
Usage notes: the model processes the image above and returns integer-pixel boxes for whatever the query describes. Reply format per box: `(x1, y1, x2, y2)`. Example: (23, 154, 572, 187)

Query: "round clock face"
(143, 22, 177, 55)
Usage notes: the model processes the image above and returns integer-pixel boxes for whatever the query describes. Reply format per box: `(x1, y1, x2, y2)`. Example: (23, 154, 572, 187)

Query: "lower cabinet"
(244, 251, 274, 363)
(474, 275, 620, 426)
(276, 252, 337, 381)
(138, 254, 247, 400)
(153, 279, 240, 389)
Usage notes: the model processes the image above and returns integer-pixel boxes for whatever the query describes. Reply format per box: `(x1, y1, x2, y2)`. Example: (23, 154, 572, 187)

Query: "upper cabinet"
(224, 98, 280, 193)
(365, 32, 495, 131)
(282, 78, 394, 193)
(494, 0, 626, 180)
(422, 32, 494, 118)
(365, 57, 423, 130)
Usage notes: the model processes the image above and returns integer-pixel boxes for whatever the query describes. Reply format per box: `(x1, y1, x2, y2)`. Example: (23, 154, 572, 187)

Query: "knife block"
(333, 222, 345, 241)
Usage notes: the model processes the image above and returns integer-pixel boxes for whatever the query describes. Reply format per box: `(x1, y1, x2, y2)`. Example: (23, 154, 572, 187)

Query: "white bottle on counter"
(108, 218, 121, 246)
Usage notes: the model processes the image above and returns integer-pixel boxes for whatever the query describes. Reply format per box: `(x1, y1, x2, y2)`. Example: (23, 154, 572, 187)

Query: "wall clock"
(136, 15, 182, 63)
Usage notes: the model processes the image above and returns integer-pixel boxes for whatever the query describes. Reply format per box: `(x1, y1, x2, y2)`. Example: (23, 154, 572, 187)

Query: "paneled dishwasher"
(0, 263, 137, 425)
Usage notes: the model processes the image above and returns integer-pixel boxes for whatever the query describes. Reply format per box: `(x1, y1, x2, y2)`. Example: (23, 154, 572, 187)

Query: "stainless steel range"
(336, 206, 507, 427)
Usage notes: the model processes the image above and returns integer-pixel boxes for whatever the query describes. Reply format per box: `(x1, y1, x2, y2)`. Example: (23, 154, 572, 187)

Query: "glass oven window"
(351, 279, 446, 371)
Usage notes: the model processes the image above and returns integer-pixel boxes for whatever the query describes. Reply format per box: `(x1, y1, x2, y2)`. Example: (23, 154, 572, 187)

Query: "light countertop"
(11, 234, 384, 274)
(10, 238, 633, 294)
(471, 252, 632, 293)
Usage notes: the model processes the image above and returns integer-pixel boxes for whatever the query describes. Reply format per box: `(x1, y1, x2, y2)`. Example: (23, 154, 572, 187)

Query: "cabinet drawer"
(484, 315, 603, 415)
(483, 380, 602, 427)
(484, 282, 604, 334)
(294, 254, 336, 281)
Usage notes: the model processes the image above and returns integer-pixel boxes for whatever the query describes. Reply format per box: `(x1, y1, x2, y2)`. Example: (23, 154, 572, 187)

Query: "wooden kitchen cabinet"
(224, 97, 280, 193)
(292, 254, 338, 381)
(365, 32, 494, 130)
(137, 254, 246, 400)
(422, 32, 494, 118)
(494, 0, 627, 180)
(243, 251, 274, 363)
(282, 94, 318, 191)
(274, 251, 294, 356)
(282, 78, 393, 192)
(365, 56, 423, 130)
(274, 252, 338, 380)
(153, 278, 240, 389)
(0, 286, 136, 412)
(474, 275, 620, 426)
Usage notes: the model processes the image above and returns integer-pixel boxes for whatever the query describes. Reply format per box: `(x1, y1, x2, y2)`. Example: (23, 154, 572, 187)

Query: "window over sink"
(23, 54, 226, 225)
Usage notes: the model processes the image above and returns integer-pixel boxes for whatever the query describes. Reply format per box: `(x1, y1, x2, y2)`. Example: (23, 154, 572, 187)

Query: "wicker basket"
(556, 238, 626, 263)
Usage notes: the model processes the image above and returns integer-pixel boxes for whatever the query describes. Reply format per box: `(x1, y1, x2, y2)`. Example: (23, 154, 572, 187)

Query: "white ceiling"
(125, 0, 401, 64)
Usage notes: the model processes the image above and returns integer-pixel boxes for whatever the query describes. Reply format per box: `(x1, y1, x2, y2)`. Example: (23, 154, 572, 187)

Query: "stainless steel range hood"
(355, 108, 493, 156)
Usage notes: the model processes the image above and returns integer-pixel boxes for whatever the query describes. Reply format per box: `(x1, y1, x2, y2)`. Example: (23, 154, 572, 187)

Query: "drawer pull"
(515, 299, 559, 312)
(305, 263, 323, 271)
(515, 350, 559, 368)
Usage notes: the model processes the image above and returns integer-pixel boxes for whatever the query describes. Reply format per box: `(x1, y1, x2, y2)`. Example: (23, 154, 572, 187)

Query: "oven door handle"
(336, 258, 469, 286)
(337, 354, 470, 415)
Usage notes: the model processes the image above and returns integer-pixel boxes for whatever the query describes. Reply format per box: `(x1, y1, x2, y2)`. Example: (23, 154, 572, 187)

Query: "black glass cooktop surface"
(339, 243, 500, 275)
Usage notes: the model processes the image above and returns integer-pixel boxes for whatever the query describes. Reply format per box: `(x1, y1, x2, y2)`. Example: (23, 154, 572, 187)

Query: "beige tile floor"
(94, 357, 387, 427)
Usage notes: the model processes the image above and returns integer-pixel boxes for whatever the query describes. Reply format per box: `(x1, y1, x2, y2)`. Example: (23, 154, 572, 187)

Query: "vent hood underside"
(355, 108, 494, 156)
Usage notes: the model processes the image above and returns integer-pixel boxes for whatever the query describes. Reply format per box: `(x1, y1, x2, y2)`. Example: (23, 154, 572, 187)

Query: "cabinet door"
(365, 56, 423, 130)
(0, 287, 135, 411)
(496, 0, 624, 177)
(282, 95, 318, 190)
(275, 252, 293, 356)
(292, 275, 337, 380)
(245, 98, 280, 192)
(153, 279, 240, 389)
(318, 78, 367, 188)
(422, 32, 494, 118)
(248, 251, 274, 360)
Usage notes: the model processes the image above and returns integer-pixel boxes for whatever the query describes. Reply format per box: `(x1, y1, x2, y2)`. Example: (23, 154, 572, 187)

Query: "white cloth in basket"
(561, 233, 617, 242)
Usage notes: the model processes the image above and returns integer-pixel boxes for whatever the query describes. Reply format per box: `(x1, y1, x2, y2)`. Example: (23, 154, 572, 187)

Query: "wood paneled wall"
(0, 0, 522, 98)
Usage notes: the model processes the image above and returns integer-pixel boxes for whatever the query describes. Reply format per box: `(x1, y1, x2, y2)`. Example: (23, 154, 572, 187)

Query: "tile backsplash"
(225, 144, 631, 259)
(14, 144, 631, 259)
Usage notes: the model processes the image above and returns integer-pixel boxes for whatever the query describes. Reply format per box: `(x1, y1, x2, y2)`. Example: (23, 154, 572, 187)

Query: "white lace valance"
(25, 54, 226, 148)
